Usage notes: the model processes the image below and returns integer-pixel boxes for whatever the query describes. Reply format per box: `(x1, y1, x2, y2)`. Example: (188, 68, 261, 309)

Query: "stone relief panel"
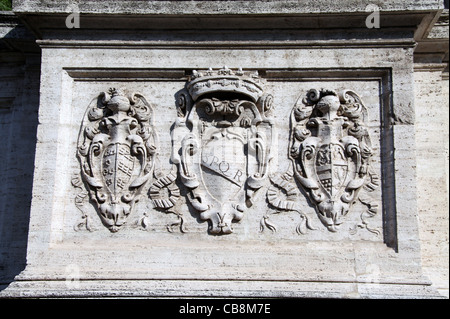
(69, 72, 383, 241)
(74, 88, 158, 232)
(170, 67, 274, 234)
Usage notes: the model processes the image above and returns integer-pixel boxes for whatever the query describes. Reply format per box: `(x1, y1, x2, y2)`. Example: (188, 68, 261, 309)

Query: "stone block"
(0, 0, 447, 299)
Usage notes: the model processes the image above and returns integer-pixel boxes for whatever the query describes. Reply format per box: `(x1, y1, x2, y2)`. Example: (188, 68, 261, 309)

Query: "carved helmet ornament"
(172, 67, 274, 234)
(77, 88, 157, 232)
(289, 89, 374, 232)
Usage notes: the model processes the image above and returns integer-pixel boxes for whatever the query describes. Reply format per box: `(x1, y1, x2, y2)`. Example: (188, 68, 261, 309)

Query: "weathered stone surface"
(0, 12, 40, 288)
(11, 0, 445, 15)
(0, 1, 448, 298)
(414, 65, 449, 298)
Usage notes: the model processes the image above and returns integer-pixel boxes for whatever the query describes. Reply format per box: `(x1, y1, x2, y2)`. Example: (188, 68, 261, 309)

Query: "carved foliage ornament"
(289, 89, 375, 232)
(172, 67, 274, 234)
(76, 88, 157, 232)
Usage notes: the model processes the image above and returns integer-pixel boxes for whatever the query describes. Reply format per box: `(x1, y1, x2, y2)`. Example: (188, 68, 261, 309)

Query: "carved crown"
(187, 66, 265, 103)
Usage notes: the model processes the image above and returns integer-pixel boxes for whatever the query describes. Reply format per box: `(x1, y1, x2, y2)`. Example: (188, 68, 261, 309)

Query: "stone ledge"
(0, 279, 444, 299)
(12, 0, 444, 15)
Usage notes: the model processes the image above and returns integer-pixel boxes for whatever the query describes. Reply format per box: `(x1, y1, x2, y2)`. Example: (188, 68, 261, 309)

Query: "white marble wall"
(414, 66, 449, 298)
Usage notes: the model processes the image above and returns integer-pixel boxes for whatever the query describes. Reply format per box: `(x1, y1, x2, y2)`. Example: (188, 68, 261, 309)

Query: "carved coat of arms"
(76, 88, 157, 232)
(172, 67, 274, 234)
(289, 89, 374, 232)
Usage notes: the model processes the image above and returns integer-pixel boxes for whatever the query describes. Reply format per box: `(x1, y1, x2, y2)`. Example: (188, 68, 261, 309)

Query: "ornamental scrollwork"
(76, 88, 157, 232)
(288, 88, 379, 233)
(171, 67, 275, 234)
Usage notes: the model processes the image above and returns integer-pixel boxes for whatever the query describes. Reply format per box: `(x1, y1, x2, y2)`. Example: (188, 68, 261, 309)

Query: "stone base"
(0, 238, 443, 299)
(1, 277, 442, 299)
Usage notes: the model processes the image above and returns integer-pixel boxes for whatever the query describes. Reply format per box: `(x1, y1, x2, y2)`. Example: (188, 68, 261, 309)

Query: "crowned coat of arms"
(171, 67, 274, 234)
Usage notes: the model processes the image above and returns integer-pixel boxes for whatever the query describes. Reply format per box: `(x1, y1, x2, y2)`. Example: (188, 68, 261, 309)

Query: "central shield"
(102, 143, 136, 197)
(315, 143, 350, 198)
(200, 128, 247, 204)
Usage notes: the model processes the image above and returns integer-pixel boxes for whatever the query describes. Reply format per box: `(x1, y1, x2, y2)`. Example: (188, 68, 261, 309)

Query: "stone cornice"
(12, 0, 445, 15)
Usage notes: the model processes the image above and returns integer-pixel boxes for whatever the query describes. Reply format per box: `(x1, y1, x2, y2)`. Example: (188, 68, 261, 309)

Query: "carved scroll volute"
(171, 67, 274, 234)
(289, 89, 374, 232)
(77, 88, 157, 232)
